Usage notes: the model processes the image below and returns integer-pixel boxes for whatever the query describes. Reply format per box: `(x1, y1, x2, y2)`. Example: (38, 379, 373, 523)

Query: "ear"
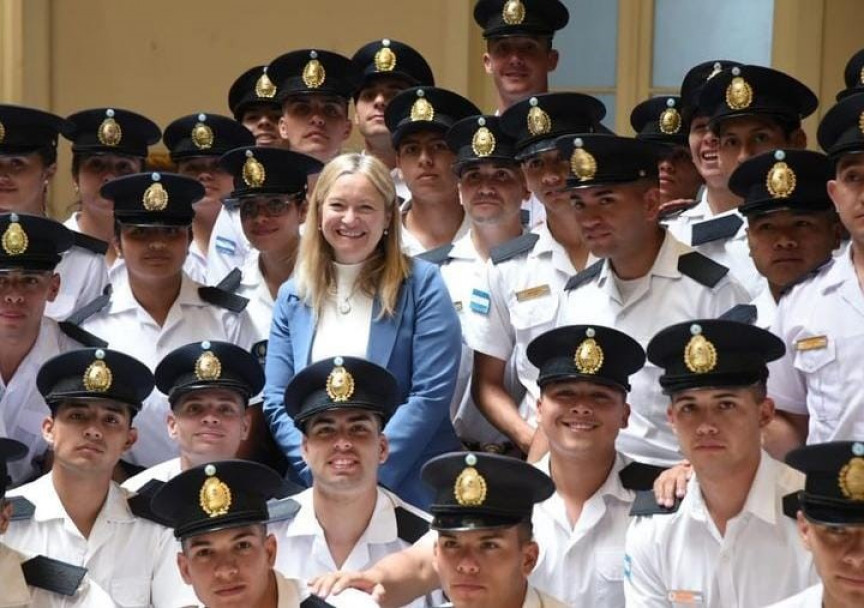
(46, 273, 61, 303)
(265, 533, 278, 567)
(547, 49, 560, 72)
(166, 413, 179, 440)
(297, 200, 309, 224)
(300, 435, 310, 465)
(177, 552, 193, 585)
(41, 415, 55, 444)
(340, 118, 353, 143)
(379, 433, 390, 465)
(0, 501, 13, 533)
(621, 402, 631, 430)
(535, 397, 544, 424)
(112, 235, 123, 259)
(643, 184, 663, 223)
(796, 511, 813, 551)
(666, 405, 677, 431)
(353, 107, 361, 127)
(521, 540, 539, 576)
(241, 410, 251, 441)
(44, 162, 57, 181)
(482, 52, 493, 75)
(124, 427, 138, 451)
(758, 396, 776, 429)
(278, 115, 290, 140)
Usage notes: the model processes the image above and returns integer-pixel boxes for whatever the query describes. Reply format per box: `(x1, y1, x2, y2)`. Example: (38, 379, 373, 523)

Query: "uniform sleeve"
(462, 259, 515, 361)
(150, 530, 200, 608)
(709, 275, 751, 317)
(623, 517, 672, 608)
(766, 297, 809, 415)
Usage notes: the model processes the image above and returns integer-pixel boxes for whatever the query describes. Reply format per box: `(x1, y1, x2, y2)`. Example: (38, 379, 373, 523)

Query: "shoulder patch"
(71, 231, 109, 255)
(782, 491, 801, 520)
(300, 595, 338, 608)
(267, 497, 302, 523)
(215, 267, 243, 293)
(128, 482, 172, 527)
(629, 490, 681, 517)
(416, 243, 454, 265)
(9, 496, 35, 521)
(619, 462, 667, 492)
(564, 259, 604, 291)
(198, 286, 249, 313)
(719, 303, 758, 324)
(395, 506, 430, 544)
(21, 555, 87, 596)
(65, 284, 112, 326)
(490, 233, 539, 265)
(690, 214, 744, 246)
(57, 322, 108, 348)
(677, 251, 729, 288)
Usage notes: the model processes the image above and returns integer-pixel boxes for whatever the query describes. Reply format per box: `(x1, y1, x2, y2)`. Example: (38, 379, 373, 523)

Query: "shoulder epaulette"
(128, 480, 172, 527)
(395, 506, 430, 544)
(215, 267, 243, 293)
(619, 462, 667, 492)
(564, 259, 604, 291)
(782, 491, 801, 520)
(57, 322, 108, 348)
(690, 214, 744, 246)
(21, 555, 87, 596)
(779, 256, 833, 298)
(719, 303, 758, 324)
(65, 284, 112, 326)
(416, 243, 454, 265)
(300, 595, 337, 607)
(677, 251, 729, 288)
(71, 231, 109, 255)
(251, 340, 268, 368)
(520, 208, 530, 227)
(9, 496, 35, 521)
(267, 497, 302, 523)
(198, 286, 249, 313)
(490, 233, 539, 265)
(629, 490, 681, 517)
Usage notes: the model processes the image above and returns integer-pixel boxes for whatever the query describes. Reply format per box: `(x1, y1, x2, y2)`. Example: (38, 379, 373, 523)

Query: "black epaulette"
(198, 286, 249, 313)
(251, 340, 268, 368)
(416, 243, 454, 265)
(395, 506, 430, 544)
(490, 233, 539, 265)
(216, 267, 243, 293)
(71, 231, 109, 255)
(57, 323, 108, 348)
(619, 462, 667, 492)
(65, 284, 112, 326)
(9, 496, 35, 521)
(782, 491, 801, 520)
(690, 214, 744, 246)
(128, 480, 172, 527)
(719, 303, 758, 324)
(677, 251, 729, 288)
(21, 555, 88, 596)
(267, 497, 302, 523)
(779, 256, 833, 298)
(300, 595, 338, 607)
(629, 490, 681, 517)
(520, 208, 530, 227)
(564, 259, 604, 291)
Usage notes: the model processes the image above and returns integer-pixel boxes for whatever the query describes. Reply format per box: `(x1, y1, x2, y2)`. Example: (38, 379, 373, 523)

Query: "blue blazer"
(263, 259, 462, 508)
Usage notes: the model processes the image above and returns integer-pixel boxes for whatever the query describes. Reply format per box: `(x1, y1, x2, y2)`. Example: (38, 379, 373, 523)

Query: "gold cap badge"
(200, 464, 232, 518)
(527, 97, 551, 136)
(83, 350, 113, 392)
(684, 324, 717, 374)
(191, 114, 214, 150)
(725, 68, 753, 110)
(570, 138, 597, 182)
(574, 328, 604, 374)
(242, 150, 266, 187)
(454, 453, 487, 506)
(0, 120, 5, 144)
(2, 215, 28, 256)
(502, 0, 526, 25)
(374, 39, 397, 72)
(410, 89, 434, 122)
(766, 150, 796, 199)
(326, 357, 355, 402)
(302, 51, 326, 89)
(839, 457, 864, 501)
(142, 173, 169, 212)
(98, 109, 122, 147)
(858, 111, 864, 136)
(195, 342, 222, 381)
(659, 99, 681, 135)
(859, 66, 864, 86)
(471, 117, 496, 157)
(255, 68, 277, 99)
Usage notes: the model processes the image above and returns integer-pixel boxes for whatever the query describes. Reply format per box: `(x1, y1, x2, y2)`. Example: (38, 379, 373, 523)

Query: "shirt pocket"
(110, 577, 151, 608)
(510, 294, 557, 337)
(594, 549, 626, 606)
(793, 337, 840, 422)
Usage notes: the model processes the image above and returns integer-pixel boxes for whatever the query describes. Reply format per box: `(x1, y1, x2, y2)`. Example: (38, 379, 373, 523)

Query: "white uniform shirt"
(764, 584, 823, 608)
(624, 452, 816, 608)
(753, 287, 777, 330)
(121, 457, 182, 493)
(768, 244, 864, 444)
(1, 319, 82, 486)
(557, 231, 749, 465)
(530, 453, 633, 607)
(520, 586, 568, 608)
(205, 205, 251, 286)
(52, 213, 110, 322)
(464, 221, 585, 429)
(236, 251, 278, 343)
(4, 474, 198, 608)
(270, 487, 438, 608)
(664, 193, 710, 243)
(399, 201, 471, 257)
(81, 272, 258, 466)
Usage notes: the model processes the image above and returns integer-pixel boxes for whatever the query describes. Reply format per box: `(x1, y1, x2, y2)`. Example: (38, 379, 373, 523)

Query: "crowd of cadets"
(1, 0, 864, 606)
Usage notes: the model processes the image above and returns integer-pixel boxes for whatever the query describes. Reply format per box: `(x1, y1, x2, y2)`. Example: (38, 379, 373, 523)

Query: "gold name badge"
(796, 335, 828, 351)
(515, 284, 550, 302)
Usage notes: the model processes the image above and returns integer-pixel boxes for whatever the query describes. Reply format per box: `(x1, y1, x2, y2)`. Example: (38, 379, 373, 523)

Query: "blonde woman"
(262, 153, 461, 508)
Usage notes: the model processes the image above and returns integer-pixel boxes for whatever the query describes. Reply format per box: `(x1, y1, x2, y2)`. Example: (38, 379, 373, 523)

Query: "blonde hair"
(295, 153, 410, 318)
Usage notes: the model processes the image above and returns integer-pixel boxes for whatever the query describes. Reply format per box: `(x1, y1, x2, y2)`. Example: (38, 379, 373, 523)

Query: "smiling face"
(798, 515, 864, 607)
(239, 194, 305, 255)
(483, 36, 558, 108)
(319, 172, 391, 264)
(279, 95, 351, 163)
(716, 116, 803, 185)
(0, 152, 55, 214)
(168, 388, 250, 466)
(520, 148, 572, 215)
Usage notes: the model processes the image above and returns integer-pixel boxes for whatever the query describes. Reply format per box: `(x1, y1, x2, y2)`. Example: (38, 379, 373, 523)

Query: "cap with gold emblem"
(698, 64, 818, 129)
(421, 451, 554, 530)
(283, 356, 399, 433)
(646, 319, 785, 395)
(267, 49, 358, 101)
(37, 348, 154, 412)
(351, 39, 435, 97)
(163, 113, 254, 161)
(0, 438, 27, 498)
(101, 172, 203, 226)
(679, 60, 742, 124)
(786, 441, 864, 525)
(555, 134, 662, 189)
(730, 149, 833, 217)
(0, 212, 73, 270)
(151, 460, 294, 539)
(630, 96, 686, 145)
(836, 49, 864, 101)
(219, 146, 322, 199)
(500, 92, 607, 161)
(228, 65, 281, 120)
(473, 0, 568, 39)
(64, 108, 160, 158)
(154, 341, 265, 407)
(385, 86, 480, 148)
(817, 92, 864, 159)
(527, 325, 645, 392)
(446, 115, 518, 173)
(0, 105, 71, 156)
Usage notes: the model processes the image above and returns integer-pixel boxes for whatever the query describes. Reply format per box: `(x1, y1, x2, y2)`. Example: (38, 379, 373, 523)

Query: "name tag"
(515, 284, 551, 302)
(453, 301, 463, 312)
(470, 289, 491, 315)
(667, 590, 704, 604)
(796, 335, 828, 351)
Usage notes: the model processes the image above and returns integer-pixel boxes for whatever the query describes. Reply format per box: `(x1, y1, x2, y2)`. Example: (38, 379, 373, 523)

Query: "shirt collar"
(28, 474, 135, 524)
(598, 229, 682, 286)
(450, 231, 481, 262)
(113, 272, 202, 313)
(283, 488, 400, 544)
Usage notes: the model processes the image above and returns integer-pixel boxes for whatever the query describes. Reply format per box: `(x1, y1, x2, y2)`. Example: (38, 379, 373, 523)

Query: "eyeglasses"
(239, 195, 303, 220)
